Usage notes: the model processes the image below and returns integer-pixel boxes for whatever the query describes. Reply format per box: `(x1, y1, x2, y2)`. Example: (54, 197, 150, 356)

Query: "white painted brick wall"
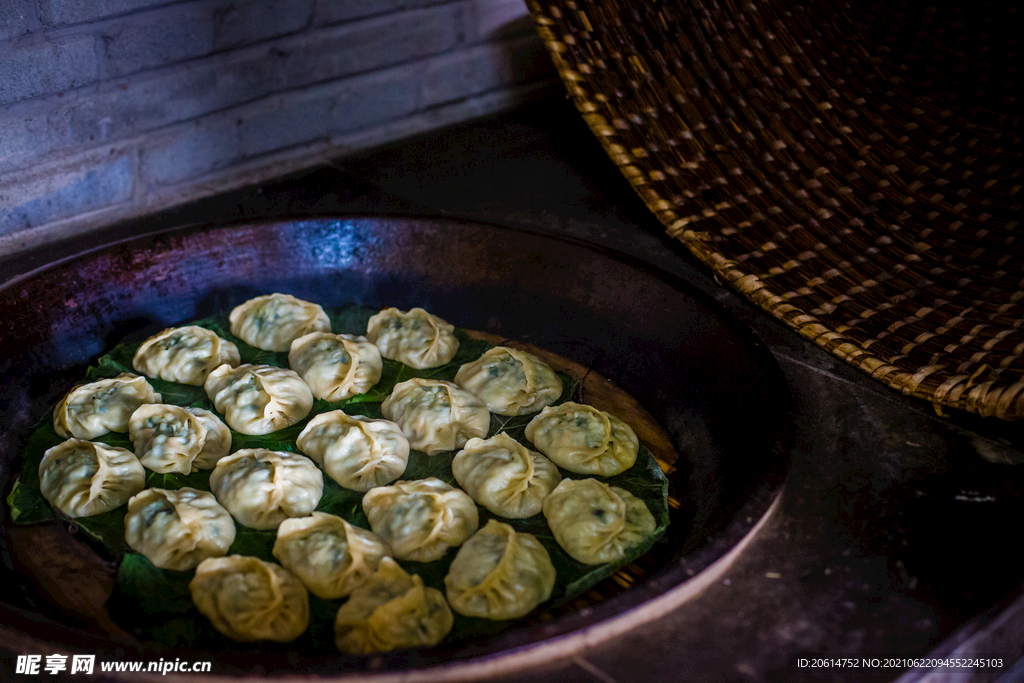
(38, 0, 171, 27)
(0, 145, 136, 232)
(0, 0, 556, 251)
(0, 34, 99, 105)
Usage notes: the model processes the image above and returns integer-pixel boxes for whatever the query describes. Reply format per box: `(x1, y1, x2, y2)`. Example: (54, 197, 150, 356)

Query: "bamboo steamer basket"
(527, 0, 1023, 419)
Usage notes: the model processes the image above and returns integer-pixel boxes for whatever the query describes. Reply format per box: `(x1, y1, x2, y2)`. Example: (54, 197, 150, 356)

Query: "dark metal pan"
(0, 216, 791, 676)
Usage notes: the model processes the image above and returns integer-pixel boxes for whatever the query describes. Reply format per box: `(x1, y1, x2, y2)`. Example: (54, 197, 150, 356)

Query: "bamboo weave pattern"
(528, 0, 1024, 419)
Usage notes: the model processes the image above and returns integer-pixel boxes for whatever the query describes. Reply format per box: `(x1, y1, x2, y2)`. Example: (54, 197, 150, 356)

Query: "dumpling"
(132, 325, 240, 385)
(542, 478, 656, 565)
(444, 520, 555, 619)
(184, 407, 232, 469)
(203, 364, 313, 435)
(38, 439, 145, 518)
(124, 487, 236, 571)
(381, 378, 489, 455)
(334, 557, 453, 654)
(273, 512, 391, 600)
(362, 478, 478, 562)
(524, 402, 639, 476)
(365, 307, 459, 369)
(190, 555, 309, 642)
(454, 347, 562, 416)
(210, 448, 323, 530)
(296, 411, 409, 492)
(129, 404, 203, 475)
(128, 404, 230, 475)
(451, 433, 561, 518)
(229, 293, 331, 352)
(288, 332, 383, 401)
(53, 373, 162, 439)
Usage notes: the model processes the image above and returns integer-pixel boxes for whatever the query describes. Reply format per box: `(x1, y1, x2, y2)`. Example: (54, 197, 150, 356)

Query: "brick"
(1, 7, 463, 173)
(0, 88, 184, 175)
(101, 4, 217, 78)
(422, 48, 476, 108)
(314, 0, 459, 26)
(121, 45, 287, 120)
(3, 1, 468, 168)
(141, 114, 242, 186)
(37, 0, 167, 27)
(331, 65, 421, 134)
(0, 46, 290, 173)
(141, 60, 423, 188)
(213, 0, 313, 50)
(465, 0, 533, 42)
(0, 34, 98, 105)
(101, 1, 318, 79)
(0, 0, 35, 41)
(237, 90, 334, 158)
(0, 107, 71, 174)
(0, 147, 133, 236)
(280, 5, 460, 89)
(313, 0, 407, 25)
(422, 34, 551, 107)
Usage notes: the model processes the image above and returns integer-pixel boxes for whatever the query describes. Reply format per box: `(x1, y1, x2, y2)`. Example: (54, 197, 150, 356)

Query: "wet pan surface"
(0, 217, 791, 675)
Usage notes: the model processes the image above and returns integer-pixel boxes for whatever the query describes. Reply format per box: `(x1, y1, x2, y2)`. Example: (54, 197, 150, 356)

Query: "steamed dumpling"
(38, 439, 145, 518)
(542, 478, 656, 564)
(524, 402, 639, 476)
(128, 404, 203, 475)
(210, 448, 323, 530)
(203, 364, 313, 435)
(296, 411, 409, 492)
(229, 293, 331, 352)
(124, 487, 236, 571)
(454, 347, 562, 416)
(184, 407, 232, 469)
(132, 325, 240, 385)
(362, 478, 478, 562)
(365, 307, 459, 369)
(381, 378, 489, 455)
(128, 404, 230, 475)
(273, 512, 391, 599)
(452, 433, 561, 518)
(191, 555, 309, 642)
(444, 520, 555, 619)
(334, 557, 453, 654)
(288, 332, 382, 401)
(53, 373, 162, 439)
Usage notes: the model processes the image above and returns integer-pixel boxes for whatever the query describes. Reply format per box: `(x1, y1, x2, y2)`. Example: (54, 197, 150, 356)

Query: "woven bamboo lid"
(527, 0, 1023, 419)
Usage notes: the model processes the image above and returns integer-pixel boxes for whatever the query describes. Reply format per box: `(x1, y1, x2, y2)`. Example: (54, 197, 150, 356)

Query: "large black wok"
(0, 217, 790, 676)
